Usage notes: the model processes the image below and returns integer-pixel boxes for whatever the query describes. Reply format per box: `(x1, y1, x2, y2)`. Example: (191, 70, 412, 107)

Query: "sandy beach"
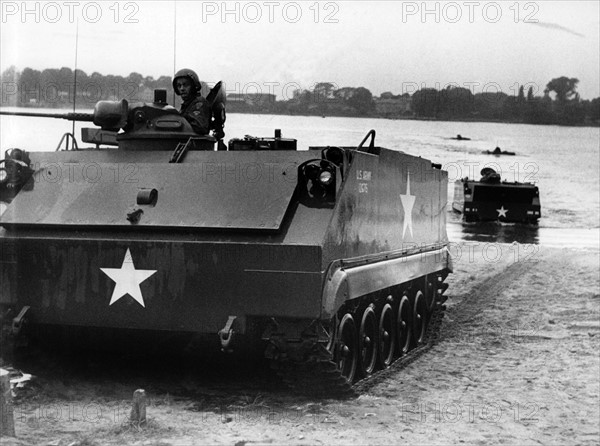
(1, 242, 599, 446)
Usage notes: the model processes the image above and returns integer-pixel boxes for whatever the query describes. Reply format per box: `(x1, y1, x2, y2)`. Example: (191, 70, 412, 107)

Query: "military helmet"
(173, 68, 202, 95)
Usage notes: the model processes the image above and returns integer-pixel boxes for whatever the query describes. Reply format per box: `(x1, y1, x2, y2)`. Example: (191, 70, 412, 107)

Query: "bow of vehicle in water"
(452, 168, 541, 224)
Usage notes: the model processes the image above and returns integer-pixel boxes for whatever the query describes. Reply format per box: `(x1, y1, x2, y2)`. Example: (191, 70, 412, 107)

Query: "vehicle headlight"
(318, 170, 333, 186)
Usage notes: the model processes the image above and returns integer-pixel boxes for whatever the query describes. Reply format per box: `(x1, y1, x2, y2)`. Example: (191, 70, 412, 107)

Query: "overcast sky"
(1, 1, 599, 99)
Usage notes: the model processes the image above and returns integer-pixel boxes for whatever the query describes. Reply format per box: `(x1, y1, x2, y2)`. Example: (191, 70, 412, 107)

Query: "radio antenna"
(172, 1, 177, 104)
(72, 19, 79, 149)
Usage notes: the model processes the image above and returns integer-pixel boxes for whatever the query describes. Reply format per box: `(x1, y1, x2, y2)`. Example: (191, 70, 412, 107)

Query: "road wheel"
(358, 305, 377, 376)
(426, 281, 436, 312)
(378, 303, 396, 368)
(335, 313, 358, 384)
(396, 294, 412, 355)
(413, 291, 427, 345)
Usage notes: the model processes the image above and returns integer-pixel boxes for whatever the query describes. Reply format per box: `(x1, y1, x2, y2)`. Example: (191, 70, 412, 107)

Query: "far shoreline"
(2, 104, 599, 128)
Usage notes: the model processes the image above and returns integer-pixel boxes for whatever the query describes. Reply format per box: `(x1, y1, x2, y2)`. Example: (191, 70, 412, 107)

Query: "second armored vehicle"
(453, 168, 541, 223)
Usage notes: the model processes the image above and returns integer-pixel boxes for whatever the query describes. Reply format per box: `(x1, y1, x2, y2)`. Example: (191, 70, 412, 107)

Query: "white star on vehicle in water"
(100, 248, 156, 307)
(400, 173, 415, 238)
(496, 206, 509, 218)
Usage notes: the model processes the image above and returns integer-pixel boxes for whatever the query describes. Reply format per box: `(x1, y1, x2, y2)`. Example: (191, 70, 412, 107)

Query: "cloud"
(528, 21, 585, 38)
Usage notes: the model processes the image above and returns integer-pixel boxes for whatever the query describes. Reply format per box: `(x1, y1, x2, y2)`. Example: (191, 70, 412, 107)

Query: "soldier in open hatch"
(172, 69, 226, 144)
(172, 68, 211, 135)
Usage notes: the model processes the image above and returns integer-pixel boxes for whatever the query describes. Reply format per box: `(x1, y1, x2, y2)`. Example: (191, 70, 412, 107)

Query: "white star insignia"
(400, 173, 416, 238)
(496, 206, 508, 218)
(100, 248, 156, 307)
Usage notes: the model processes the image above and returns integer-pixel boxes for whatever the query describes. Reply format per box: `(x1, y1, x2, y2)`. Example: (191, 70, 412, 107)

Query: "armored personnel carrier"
(0, 90, 451, 391)
(453, 168, 541, 223)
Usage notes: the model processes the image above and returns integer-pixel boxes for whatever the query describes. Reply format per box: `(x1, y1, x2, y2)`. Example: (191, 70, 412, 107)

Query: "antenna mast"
(173, 1, 177, 104)
(72, 19, 79, 149)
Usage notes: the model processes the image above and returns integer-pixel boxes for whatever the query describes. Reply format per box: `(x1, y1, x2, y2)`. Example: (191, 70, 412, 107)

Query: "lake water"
(1, 109, 598, 249)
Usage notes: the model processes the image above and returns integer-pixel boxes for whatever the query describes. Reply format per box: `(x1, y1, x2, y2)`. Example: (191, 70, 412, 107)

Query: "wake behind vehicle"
(0, 90, 452, 391)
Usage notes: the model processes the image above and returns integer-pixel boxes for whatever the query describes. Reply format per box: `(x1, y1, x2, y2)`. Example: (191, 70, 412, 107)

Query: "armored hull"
(0, 99, 451, 390)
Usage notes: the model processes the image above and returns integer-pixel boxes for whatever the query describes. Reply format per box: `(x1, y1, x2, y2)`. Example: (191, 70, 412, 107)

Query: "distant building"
(374, 95, 412, 117)
(227, 93, 276, 106)
(334, 87, 356, 101)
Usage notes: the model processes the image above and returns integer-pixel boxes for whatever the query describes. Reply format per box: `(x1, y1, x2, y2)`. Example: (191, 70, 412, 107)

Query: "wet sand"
(2, 243, 599, 446)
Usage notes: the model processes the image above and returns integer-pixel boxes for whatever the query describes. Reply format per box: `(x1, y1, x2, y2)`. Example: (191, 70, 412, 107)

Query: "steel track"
(277, 299, 446, 398)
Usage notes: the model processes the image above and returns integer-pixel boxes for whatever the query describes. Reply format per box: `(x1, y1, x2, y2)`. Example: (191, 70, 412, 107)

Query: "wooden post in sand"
(0, 368, 16, 437)
(130, 389, 147, 426)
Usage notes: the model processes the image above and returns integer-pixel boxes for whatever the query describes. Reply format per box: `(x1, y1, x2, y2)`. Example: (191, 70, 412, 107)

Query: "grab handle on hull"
(357, 129, 376, 152)
(218, 315, 237, 353)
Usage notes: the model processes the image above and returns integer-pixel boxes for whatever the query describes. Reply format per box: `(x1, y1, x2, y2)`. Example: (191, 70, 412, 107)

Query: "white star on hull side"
(100, 248, 157, 307)
(496, 206, 509, 218)
(400, 173, 416, 238)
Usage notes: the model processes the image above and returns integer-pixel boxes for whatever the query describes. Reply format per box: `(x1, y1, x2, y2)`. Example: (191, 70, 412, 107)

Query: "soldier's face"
(176, 78, 194, 101)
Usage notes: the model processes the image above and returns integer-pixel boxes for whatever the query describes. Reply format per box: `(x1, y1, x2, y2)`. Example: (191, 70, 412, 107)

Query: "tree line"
(0, 66, 172, 107)
(1, 67, 598, 126)
(411, 77, 599, 126)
